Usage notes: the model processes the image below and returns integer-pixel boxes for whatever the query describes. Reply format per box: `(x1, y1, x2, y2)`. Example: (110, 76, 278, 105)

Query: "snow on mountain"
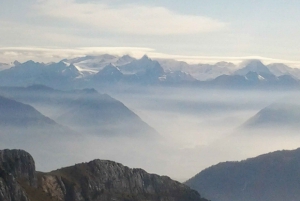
(63, 54, 135, 74)
(93, 63, 123, 83)
(0, 60, 82, 88)
(156, 59, 234, 81)
(267, 63, 300, 79)
(163, 70, 196, 83)
(118, 55, 162, 75)
(234, 60, 272, 76)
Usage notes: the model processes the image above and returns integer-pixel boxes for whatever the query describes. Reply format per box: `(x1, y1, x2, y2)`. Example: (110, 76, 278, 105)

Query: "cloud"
(33, 0, 226, 35)
(0, 47, 155, 63)
(1, 46, 300, 68)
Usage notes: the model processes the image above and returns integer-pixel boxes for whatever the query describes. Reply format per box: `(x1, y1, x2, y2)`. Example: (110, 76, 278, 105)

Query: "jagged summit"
(235, 59, 272, 76)
(13, 60, 21, 66)
(0, 149, 208, 201)
(141, 54, 150, 60)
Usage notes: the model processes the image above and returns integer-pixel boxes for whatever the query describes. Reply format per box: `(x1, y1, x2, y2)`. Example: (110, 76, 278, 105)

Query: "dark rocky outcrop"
(0, 149, 208, 201)
(0, 149, 36, 201)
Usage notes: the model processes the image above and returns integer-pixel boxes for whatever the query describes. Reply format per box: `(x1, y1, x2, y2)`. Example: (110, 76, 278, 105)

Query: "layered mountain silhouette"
(186, 148, 300, 201)
(0, 149, 209, 201)
(56, 89, 159, 137)
(0, 94, 75, 141)
(0, 95, 55, 127)
(207, 60, 299, 89)
(0, 56, 299, 89)
(0, 60, 81, 89)
(92, 55, 165, 85)
(241, 100, 300, 129)
(0, 85, 159, 137)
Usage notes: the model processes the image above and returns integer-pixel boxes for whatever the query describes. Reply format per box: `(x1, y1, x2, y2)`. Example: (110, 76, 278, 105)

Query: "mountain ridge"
(185, 147, 300, 201)
(1, 55, 300, 89)
(0, 149, 209, 201)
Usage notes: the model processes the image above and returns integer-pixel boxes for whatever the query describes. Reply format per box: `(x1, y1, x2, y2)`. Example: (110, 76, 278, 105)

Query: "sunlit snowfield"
(2, 87, 300, 181)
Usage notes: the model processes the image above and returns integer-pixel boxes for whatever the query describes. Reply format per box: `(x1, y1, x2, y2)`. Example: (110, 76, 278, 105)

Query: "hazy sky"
(1, 0, 300, 64)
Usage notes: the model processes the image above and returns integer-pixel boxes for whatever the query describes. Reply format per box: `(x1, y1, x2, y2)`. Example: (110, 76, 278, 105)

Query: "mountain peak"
(120, 54, 133, 60)
(23, 60, 37, 65)
(0, 149, 208, 201)
(141, 54, 150, 61)
(104, 63, 116, 68)
(13, 60, 21, 66)
(235, 59, 272, 76)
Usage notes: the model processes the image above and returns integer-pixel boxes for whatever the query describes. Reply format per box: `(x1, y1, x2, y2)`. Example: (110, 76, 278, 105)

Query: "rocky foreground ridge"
(0, 149, 209, 201)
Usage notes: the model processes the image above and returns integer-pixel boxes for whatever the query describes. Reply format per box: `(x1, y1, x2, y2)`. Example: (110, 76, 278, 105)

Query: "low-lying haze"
(1, 87, 299, 181)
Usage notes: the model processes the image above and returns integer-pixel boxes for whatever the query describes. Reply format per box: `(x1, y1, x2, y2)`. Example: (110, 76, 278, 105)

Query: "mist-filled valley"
(1, 84, 300, 183)
(3, 1, 300, 200)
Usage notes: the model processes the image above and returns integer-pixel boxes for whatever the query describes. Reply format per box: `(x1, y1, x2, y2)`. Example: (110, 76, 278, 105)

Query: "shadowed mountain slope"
(0, 85, 159, 138)
(186, 148, 300, 201)
(0, 95, 73, 137)
(56, 89, 159, 137)
(241, 100, 300, 129)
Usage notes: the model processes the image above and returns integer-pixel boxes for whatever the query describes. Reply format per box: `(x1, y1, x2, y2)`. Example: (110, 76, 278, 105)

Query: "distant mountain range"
(0, 55, 300, 89)
(185, 147, 300, 201)
(0, 85, 158, 138)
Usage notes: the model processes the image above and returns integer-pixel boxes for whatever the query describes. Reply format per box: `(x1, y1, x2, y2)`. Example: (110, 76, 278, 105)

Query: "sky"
(1, 0, 300, 65)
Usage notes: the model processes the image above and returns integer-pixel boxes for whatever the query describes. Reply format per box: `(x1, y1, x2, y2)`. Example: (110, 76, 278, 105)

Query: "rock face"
(0, 149, 36, 201)
(40, 159, 206, 201)
(0, 149, 208, 201)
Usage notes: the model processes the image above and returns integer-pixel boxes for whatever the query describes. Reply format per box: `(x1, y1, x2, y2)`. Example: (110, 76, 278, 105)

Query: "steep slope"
(186, 148, 300, 201)
(0, 95, 56, 127)
(0, 149, 37, 201)
(0, 95, 66, 130)
(92, 64, 123, 83)
(0, 94, 75, 143)
(56, 89, 159, 137)
(267, 63, 300, 79)
(234, 60, 272, 76)
(118, 55, 165, 84)
(0, 86, 158, 137)
(0, 149, 209, 201)
(241, 100, 300, 129)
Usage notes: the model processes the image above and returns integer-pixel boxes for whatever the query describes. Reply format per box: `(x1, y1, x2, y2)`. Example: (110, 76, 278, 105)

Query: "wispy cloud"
(0, 47, 155, 63)
(1, 47, 300, 68)
(33, 0, 226, 35)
